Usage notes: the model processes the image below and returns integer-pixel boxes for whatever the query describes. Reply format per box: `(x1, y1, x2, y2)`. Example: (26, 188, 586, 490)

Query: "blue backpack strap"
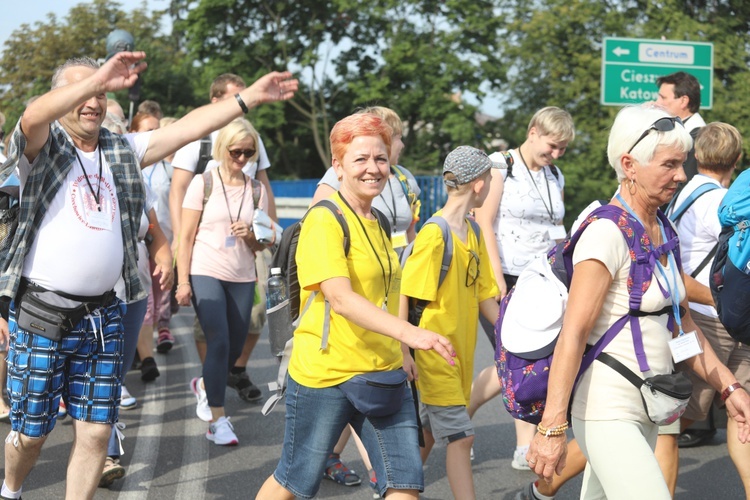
(667, 182, 720, 223)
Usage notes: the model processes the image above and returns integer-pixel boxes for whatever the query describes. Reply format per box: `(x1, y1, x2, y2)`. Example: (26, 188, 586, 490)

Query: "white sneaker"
(190, 377, 212, 422)
(511, 448, 531, 471)
(120, 385, 137, 410)
(206, 416, 238, 446)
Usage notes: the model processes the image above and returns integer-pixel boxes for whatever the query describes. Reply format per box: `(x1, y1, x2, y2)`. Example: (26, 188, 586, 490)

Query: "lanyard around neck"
(217, 169, 247, 224)
(616, 193, 684, 333)
(75, 147, 104, 212)
(517, 148, 555, 221)
(338, 193, 393, 307)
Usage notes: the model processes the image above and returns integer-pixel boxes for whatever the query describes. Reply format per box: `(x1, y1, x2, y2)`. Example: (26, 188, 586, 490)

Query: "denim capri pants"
(273, 375, 424, 498)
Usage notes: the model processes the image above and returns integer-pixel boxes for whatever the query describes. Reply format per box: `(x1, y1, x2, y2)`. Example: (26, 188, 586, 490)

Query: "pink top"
(183, 170, 266, 282)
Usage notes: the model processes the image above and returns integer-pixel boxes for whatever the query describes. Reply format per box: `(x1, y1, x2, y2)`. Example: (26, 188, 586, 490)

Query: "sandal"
(323, 453, 362, 486)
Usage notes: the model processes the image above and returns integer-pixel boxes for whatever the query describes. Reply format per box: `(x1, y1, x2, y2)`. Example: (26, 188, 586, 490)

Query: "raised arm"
(142, 72, 298, 167)
(20, 52, 146, 161)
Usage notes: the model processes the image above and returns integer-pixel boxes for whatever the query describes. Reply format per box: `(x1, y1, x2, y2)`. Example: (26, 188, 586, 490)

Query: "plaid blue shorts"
(7, 299, 126, 438)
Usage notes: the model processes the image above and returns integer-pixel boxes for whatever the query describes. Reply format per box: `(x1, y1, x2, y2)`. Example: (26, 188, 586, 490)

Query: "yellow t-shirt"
(400, 213, 498, 406)
(288, 194, 403, 388)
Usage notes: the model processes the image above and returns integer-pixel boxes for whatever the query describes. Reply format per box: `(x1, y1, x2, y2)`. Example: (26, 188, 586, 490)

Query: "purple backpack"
(495, 204, 681, 424)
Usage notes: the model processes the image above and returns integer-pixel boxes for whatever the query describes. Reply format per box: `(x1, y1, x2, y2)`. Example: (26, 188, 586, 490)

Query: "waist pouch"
(598, 352, 692, 426)
(339, 369, 408, 417)
(15, 281, 116, 342)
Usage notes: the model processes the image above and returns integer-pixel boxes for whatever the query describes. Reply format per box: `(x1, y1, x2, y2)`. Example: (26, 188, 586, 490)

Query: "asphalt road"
(2, 307, 744, 499)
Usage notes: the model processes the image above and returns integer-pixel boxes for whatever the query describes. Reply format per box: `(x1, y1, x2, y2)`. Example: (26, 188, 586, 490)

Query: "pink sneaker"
(156, 327, 175, 354)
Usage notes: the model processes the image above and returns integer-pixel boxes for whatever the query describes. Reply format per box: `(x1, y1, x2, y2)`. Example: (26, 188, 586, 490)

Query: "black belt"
(20, 278, 116, 309)
(628, 305, 685, 318)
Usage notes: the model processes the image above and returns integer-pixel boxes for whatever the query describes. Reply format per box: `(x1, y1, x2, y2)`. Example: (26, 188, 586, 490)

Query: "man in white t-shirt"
(0, 53, 297, 499)
(169, 73, 276, 405)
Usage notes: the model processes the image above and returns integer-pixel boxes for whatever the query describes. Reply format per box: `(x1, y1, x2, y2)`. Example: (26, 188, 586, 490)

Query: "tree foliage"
(0, 0, 196, 132)
(2, 0, 750, 225)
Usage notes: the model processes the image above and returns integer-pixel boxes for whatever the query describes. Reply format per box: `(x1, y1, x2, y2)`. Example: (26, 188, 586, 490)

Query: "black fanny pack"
(15, 280, 116, 342)
(339, 369, 408, 417)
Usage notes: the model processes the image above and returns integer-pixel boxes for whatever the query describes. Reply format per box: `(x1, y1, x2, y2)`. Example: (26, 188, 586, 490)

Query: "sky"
(0, 0, 166, 46)
(1, 1, 501, 115)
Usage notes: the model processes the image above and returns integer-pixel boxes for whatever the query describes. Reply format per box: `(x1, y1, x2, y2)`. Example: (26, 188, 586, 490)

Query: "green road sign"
(601, 37, 713, 108)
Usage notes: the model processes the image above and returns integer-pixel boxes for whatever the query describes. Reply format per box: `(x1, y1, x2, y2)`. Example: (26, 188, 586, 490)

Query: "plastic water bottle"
(266, 267, 292, 357)
(266, 268, 287, 310)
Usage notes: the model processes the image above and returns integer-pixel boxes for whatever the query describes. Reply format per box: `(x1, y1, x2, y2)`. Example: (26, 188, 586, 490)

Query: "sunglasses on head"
(227, 148, 256, 160)
(627, 116, 683, 155)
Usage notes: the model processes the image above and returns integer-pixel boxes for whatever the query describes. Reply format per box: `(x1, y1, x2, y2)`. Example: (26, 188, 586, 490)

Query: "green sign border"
(601, 37, 714, 108)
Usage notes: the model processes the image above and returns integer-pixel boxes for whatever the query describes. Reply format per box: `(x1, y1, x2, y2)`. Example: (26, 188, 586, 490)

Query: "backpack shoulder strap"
(201, 170, 213, 210)
(548, 164, 560, 181)
(667, 182, 720, 223)
(308, 198, 351, 256)
(468, 218, 480, 243)
(195, 135, 212, 175)
(371, 207, 392, 241)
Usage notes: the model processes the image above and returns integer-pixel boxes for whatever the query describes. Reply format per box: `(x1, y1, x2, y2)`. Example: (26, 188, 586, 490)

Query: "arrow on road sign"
(612, 47, 630, 57)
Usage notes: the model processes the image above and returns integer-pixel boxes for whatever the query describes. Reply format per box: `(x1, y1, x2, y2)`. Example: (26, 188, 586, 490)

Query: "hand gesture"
(153, 262, 174, 292)
(404, 326, 456, 366)
(726, 387, 750, 443)
(230, 221, 265, 251)
(175, 283, 192, 307)
(95, 51, 148, 93)
(245, 71, 299, 105)
(527, 429, 568, 484)
(402, 351, 419, 382)
(0, 317, 8, 349)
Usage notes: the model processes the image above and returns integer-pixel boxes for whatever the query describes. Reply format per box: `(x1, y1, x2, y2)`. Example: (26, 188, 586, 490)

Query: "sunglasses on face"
(627, 116, 683, 155)
(227, 148, 256, 160)
(466, 250, 480, 288)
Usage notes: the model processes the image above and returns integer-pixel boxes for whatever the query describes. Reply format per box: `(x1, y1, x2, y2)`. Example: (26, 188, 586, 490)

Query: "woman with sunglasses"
(257, 113, 456, 500)
(525, 105, 750, 499)
(176, 118, 269, 446)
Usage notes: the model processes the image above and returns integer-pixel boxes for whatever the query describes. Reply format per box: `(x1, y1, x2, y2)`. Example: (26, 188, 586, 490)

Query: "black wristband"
(235, 93, 249, 114)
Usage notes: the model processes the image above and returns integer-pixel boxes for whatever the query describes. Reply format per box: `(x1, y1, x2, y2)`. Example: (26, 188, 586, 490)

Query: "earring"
(628, 177, 636, 195)
(337, 176, 343, 182)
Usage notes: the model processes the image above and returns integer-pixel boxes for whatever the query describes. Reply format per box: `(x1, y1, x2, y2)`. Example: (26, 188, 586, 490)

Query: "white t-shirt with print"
(19, 132, 150, 296)
(489, 149, 566, 276)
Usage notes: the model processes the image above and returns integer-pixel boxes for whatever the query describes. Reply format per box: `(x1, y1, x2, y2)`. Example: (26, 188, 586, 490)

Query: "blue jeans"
(273, 376, 423, 499)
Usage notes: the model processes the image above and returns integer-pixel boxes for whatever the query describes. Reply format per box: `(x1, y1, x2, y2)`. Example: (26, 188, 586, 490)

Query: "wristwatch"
(721, 382, 743, 402)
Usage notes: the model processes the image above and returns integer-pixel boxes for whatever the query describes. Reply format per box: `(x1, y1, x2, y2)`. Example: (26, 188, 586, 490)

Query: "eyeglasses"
(627, 116, 683, 155)
(227, 148, 256, 160)
(466, 250, 480, 288)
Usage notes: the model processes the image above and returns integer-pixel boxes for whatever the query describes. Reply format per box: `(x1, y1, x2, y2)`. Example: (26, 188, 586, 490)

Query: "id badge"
(669, 331, 703, 363)
(391, 230, 408, 249)
(86, 208, 112, 231)
(225, 235, 237, 248)
(547, 225, 567, 241)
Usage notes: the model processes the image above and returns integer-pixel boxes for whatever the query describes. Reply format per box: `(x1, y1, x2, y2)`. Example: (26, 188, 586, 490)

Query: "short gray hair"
(51, 57, 100, 89)
(607, 105, 693, 181)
